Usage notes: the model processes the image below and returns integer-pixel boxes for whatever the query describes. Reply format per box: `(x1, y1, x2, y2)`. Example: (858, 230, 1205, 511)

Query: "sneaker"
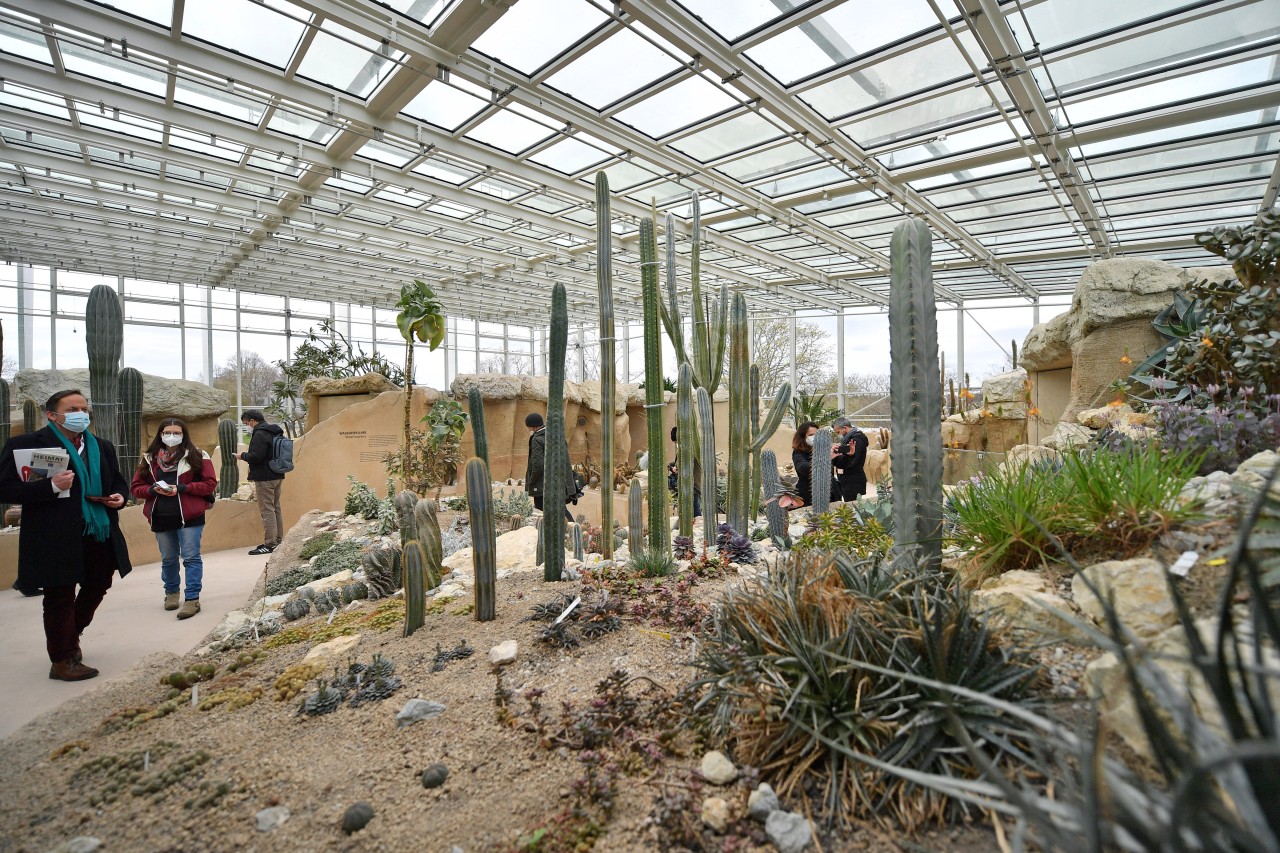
(248, 544, 275, 555)
(50, 660, 99, 681)
(177, 598, 201, 620)
(164, 592, 180, 611)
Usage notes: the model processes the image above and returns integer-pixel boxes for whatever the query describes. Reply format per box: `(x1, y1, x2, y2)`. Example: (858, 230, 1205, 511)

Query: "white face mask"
(805, 435, 816, 447)
(161, 434, 184, 448)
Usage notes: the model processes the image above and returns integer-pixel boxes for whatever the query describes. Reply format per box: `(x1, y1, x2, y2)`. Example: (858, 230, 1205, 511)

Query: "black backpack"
(268, 433, 295, 474)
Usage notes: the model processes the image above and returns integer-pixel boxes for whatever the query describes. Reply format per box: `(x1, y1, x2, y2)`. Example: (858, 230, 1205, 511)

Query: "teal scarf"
(50, 427, 111, 542)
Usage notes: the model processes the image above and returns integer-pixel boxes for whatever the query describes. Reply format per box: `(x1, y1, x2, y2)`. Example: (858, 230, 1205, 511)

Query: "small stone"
(341, 802, 375, 834)
(255, 806, 289, 832)
(701, 796, 731, 833)
(489, 640, 518, 667)
(766, 810, 813, 853)
(748, 783, 780, 821)
(59, 839, 102, 853)
(421, 763, 449, 789)
(396, 698, 446, 728)
(699, 750, 737, 785)
(302, 633, 361, 664)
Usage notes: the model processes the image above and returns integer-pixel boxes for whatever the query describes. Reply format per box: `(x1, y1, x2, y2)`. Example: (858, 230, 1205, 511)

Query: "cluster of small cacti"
(430, 640, 474, 673)
(282, 597, 311, 622)
(197, 686, 262, 712)
(529, 590, 623, 647)
(222, 650, 266, 673)
(160, 663, 217, 690)
(312, 588, 344, 614)
(273, 662, 324, 701)
(74, 743, 209, 807)
(297, 679, 345, 716)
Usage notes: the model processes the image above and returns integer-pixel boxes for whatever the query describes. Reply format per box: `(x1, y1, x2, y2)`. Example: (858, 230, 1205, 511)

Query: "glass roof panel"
(799, 30, 980, 120)
(173, 77, 267, 124)
(880, 118, 1029, 169)
(717, 140, 821, 181)
(470, 175, 532, 201)
(544, 26, 682, 109)
(838, 86, 996, 148)
(182, 0, 307, 69)
(464, 108, 556, 154)
(355, 138, 418, 168)
(470, 0, 609, 75)
(0, 84, 71, 121)
(1011, 0, 1195, 53)
(411, 157, 479, 185)
(670, 111, 785, 162)
(1076, 111, 1273, 157)
(266, 107, 338, 145)
(401, 81, 489, 130)
(0, 20, 52, 65)
(296, 20, 393, 98)
(1037, 0, 1278, 89)
(745, 0, 940, 84)
(1093, 161, 1273, 198)
(592, 156, 666, 191)
(613, 73, 738, 137)
(756, 165, 849, 198)
(168, 125, 246, 160)
(371, 0, 448, 26)
(1066, 57, 1279, 126)
(96, 0, 173, 27)
(77, 108, 164, 143)
(674, 0, 790, 41)
(1086, 132, 1279, 181)
(518, 193, 574, 213)
(60, 42, 167, 97)
(527, 133, 618, 174)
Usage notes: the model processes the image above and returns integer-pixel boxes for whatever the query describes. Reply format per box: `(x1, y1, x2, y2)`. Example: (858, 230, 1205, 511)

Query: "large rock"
(1077, 403, 1132, 430)
(442, 525, 570, 575)
(982, 368, 1028, 404)
(15, 367, 229, 419)
(972, 570, 1088, 643)
(1072, 558, 1176, 639)
(1043, 422, 1093, 452)
(301, 373, 399, 398)
(1005, 444, 1059, 469)
(1019, 314, 1073, 372)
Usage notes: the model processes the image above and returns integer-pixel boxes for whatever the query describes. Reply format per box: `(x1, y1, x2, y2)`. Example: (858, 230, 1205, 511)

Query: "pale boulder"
(1077, 404, 1131, 429)
(982, 368, 1028, 404)
(1072, 558, 1176, 639)
(442, 525, 571, 575)
(1043, 422, 1093, 452)
(302, 633, 361, 664)
(972, 570, 1088, 643)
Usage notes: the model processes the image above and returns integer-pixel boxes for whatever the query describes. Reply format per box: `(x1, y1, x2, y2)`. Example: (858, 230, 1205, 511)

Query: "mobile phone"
(86, 495, 111, 503)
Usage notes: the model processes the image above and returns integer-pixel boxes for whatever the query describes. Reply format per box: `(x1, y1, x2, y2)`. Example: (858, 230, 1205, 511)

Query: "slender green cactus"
(414, 497, 442, 591)
(467, 386, 489, 476)
(1011, 339, 1018, 370)
(810, 427, 832, 515)
(544, 283, 568, 582)
(535, 515, 544, 567)
(572, 523, 584, 562)
(402, 539, 428, 637)
(640, 217, 669, 557)
(86, 284, 123, 454)
(0, 379, 8, 448)
(217, 418, 239, 498)
(658, 200, 728, 394)
(466, 458, 497, 621)
(395, 490, 419, 547)
(23, 398, 39, 434)
(628, 478, 643, 553)
(760, 450, 789, 548)
(118, 367, 143, 486)
(695, 386, 717, 545)
(889, 219, 944, 572)
(674, 362, 696, 538)
(595, 171, 617, 559)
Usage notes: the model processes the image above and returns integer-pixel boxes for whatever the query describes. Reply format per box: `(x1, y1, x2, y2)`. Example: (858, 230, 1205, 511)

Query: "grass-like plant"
(690, 552, 1042, 830)
(946, 460, 1068, 575)
(627, 548, 677, 578)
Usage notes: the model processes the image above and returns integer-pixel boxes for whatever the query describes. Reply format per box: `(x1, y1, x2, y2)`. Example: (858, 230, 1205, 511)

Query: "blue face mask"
(61, 411, 91, 433)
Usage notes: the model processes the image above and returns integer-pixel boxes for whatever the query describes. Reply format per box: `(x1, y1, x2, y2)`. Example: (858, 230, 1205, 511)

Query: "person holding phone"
(130, 418, 217, 620)
(0, 389, 132, 682)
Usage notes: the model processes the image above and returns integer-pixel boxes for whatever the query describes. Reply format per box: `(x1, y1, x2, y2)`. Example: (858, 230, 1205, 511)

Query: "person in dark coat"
(0, 389, 133, 681)
(237, 409, 285, 555)
(523, 412, 575, 523)
(831, 417, 869, 501)
(789, 421, 820, 511)
(667, 425, 701, 517)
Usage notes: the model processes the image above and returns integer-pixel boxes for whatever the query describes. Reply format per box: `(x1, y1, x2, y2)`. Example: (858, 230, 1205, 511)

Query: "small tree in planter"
(392, 279, 446, 490)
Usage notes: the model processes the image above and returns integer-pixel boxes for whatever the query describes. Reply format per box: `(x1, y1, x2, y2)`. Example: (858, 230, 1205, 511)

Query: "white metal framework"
(0, 0, 1276, 328)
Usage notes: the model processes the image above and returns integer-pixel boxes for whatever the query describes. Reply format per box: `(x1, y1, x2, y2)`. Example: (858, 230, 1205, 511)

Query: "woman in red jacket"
(130, 418, 217, 620)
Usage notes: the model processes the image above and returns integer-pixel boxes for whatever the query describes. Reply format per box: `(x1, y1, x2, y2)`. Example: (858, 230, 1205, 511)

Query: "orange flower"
(1028, 406, 1040, 417)
(1202, 337, 1213, 348)
(1119, 351, 1132, 365)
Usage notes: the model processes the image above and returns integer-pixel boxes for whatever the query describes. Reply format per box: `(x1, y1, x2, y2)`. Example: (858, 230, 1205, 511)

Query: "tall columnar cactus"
(674, 362, 696, 538)
(658, 199, 728, 394)
(640, 217, 669, 557)
(466, 458, 497, 621)
(889, 219, 944, 572)
(726, 293, 792, 534)
(467, 386, 489, 476)
(544, 282, 569, 582)
(810, 426, 833, 516)
(414, 497, 442, 591)
(628, 478, 644, 553)
(402, 539, 428, 637)
(86, 284, 123, 454)
(535, 515, 544, 567)
(23, 398, 39, 434)
(695, 386, 717, 545)
(760, 450, 789, 548)
(1011, 339, 1018, 370)
(395, 490, 419, 547)
(595, 171, 617, 559)
(118, 367, 144, 485)
(572, 523, 584, 562)
(217, 418, 240, 499)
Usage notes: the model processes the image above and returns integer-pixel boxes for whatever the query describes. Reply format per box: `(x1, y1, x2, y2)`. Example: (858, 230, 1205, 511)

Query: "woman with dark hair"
(129, 418, 217, 619)
(790, 421, 820, 511)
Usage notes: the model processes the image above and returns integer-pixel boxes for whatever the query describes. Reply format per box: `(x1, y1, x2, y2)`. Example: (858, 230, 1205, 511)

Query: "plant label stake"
(1169, 551, 1199, 578)
(191, 683, 199, 708)
(553, 596, 581, 626)
(327, 607, 337, 626)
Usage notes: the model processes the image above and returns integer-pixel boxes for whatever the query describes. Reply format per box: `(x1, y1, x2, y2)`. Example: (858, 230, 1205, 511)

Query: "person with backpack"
(831, 417, 869, 501)
(523, 412, 575, 523)
(238, 409, 288, 555)
(129, 418, 217, 619)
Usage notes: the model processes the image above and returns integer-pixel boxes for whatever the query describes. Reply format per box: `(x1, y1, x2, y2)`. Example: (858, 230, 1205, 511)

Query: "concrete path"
(0, 547, 269, 741)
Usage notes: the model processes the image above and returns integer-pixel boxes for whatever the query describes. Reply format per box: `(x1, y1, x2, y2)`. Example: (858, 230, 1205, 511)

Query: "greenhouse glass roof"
(0, 0, 1275, 325)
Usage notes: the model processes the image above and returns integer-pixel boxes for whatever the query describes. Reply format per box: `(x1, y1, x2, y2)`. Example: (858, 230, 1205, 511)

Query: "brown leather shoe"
(176, 598, 201, 620)
(164, 592, 180, 611)
(49, 660, 99, 681)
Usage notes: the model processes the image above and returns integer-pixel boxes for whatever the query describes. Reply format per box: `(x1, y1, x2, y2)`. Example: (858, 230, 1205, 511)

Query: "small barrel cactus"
(360, 546, 399, 600)
(217, 418, 240, 499)
(282, 598, 311, 622)
(340, 582, 369, 604)
(402, 540, 428, 637)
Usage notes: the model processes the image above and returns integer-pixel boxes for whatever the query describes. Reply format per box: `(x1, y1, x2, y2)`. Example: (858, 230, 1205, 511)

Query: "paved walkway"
(0, 547, 268, 741)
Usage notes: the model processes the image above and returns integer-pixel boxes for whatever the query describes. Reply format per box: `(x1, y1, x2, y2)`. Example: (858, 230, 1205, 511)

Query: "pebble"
(58, 839, 102, 853)
(748, 783, 780, 821)
(255, 806, 289, 832)
(766, 811, 812, 853)
(699, 750, 737, 785)
(421, 763, 449, 789)
(701, 796, 731, 833)
(341, 802, 375, 834)
(396, 698, 447, 728)
(489, 640, 518, 667)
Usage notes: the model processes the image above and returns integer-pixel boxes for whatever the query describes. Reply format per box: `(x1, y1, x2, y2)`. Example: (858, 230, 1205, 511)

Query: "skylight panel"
(372, 0, 447, 25)
(471, 0, 609, 75)
(355, 138, 417, 168)
(323, 171, 375, 193)
(182, 0, 307, 69)
(838, 87, 997, 149)
(1065, 58, 1279, 125)
(544, 26, 682, 109)
(266, 108, 338, 145)
(877, 119, 1028, 169)
(593, 157, 665, 191)
(470, 176, 531, 200)
(717, 140, 819, 181)
(0, 20, 52, 65)
(745, 0, 939, 85)
(528, 133, 616, 174)
(168, 125, 246, 160)
(613, 73, 738, 137)
(96, 0, 173, 27)
(1075, 111, 1273, 157)
(412, 157, 478, 184)
(296, 20, 392, 98)
(1013, 0, 1219, 54)
(464, 108, 556, 154)
(402, 82, 488, 130)
(174, 78, 267, 124)
(756, 165, 848, 198)
(624, 180, 689, 207)
(676, 0, 790, 41)
(78, 109, 164, 143)
(670, 111, 784, 162)
(60, 42, 166, 96)
(517, 194, 573, 214)
(0, 85, 71, 121)
(1086, 132, 1280, 181)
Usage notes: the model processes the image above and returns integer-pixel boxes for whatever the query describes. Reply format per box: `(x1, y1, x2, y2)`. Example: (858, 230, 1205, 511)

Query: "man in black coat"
(523, 412, 575, 523)
(237, 409, 285, 555)
(0, 389, 132, 681)
(831, 417, 869, 502)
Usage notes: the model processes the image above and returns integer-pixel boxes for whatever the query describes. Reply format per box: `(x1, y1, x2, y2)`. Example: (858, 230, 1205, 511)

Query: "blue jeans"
(156, 525, 204, 600)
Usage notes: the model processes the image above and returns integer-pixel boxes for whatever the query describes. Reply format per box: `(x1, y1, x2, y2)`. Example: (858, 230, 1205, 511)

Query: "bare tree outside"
(477, 353, 536, 375)
(208, 352, 283, 408)
(750, 317, 835, 395)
